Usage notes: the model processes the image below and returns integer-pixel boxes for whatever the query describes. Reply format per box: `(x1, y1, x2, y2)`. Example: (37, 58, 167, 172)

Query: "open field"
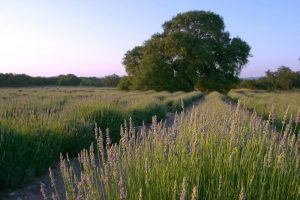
(1, 88, 299, 199)
(228, 89, 300, 133)
(47, 92, 299, 199)
(0, 87, 202, 189)
(1, 0, 299, 199)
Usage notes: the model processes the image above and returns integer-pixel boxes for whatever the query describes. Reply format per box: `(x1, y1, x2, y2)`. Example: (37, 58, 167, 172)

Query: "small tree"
(276, 66, 297, 90)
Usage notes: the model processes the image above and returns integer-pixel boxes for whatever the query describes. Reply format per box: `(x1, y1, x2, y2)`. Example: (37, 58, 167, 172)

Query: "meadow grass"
(228, 89, 300, 134)
(0, 87, 202, 189)
(50, 92, 300, 199)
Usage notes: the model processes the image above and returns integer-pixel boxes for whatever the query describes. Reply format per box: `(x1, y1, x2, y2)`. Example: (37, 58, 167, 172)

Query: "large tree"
(119, 11, 251, 92)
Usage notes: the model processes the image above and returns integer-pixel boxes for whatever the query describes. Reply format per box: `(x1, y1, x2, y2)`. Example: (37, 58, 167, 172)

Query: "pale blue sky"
(0, 0, 299, 78)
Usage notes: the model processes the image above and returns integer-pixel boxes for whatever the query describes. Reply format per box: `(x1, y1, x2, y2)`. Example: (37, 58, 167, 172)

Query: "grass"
(228, 89, 300, 134)
(0, 87, 203, 189)
(50, 91, 299, 199)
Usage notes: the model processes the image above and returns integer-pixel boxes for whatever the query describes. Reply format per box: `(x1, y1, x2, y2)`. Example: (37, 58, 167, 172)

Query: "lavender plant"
(51, 92, 300, 199)
(0, 88, 202, 189)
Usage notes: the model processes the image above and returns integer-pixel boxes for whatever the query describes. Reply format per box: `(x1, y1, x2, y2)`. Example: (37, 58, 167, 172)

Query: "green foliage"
(275, 66, 298, 90)
(57, 74, 81, 86)
(238, 66, 300, 90)
(237, 79, 257, 89)
(0, 88, 202, 189)
(0, 73, 34, 87)
(117, 76, 132, 90)
(54, 92, 299, 199)
(0, 73, 121, 87)
(99, 74, 121, 87)
(295, 71, 300, 87)
(80, 78, 101, 86)
(120, 11, 251, 92)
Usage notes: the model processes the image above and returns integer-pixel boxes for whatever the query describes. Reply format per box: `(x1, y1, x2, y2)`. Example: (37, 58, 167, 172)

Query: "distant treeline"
(238, 66, 300, 90)
(0, 73, 121, 87)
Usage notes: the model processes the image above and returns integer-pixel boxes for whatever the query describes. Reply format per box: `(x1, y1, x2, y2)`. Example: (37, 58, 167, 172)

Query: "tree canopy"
(238, 66, 300, 90)
(119, 11, 251, 92)
(0, 73, 121, 87)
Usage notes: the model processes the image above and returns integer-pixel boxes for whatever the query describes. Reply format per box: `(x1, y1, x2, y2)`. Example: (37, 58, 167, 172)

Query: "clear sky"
(0, 0, 299, 78)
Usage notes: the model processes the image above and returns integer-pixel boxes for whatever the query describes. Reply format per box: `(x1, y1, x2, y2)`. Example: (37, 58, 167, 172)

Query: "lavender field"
(0, 88, 202, 190)
(1, 1, 299, 199)
(47, 92, 299, 199)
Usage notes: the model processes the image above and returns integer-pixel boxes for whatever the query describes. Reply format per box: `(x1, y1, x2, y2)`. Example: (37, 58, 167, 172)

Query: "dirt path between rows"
(0, 98, 204, 200)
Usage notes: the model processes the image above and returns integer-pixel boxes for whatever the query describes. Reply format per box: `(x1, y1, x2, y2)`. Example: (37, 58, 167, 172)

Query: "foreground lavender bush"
(50, 92, 300, 199)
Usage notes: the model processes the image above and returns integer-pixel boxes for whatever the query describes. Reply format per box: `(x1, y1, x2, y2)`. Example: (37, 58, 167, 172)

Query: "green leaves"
(121, 11, 251, 92)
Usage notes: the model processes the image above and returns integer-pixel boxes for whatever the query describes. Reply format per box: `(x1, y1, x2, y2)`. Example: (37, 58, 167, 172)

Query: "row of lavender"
(0, 88, 202, 189)
(49, 92, 299, 199)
